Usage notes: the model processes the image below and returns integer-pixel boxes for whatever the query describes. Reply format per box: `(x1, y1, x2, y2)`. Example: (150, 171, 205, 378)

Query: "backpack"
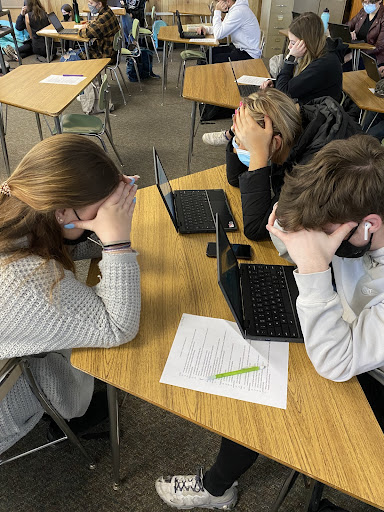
(126, 48, 153, 81)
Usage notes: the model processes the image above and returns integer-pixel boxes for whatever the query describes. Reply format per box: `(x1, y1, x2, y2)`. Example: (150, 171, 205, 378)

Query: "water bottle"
(321, 8, 330, 33)
(73, 0, 81, 23)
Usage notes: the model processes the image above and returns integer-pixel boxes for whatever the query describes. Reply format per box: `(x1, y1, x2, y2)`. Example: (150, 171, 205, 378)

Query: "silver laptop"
(48, 12, 79, 34)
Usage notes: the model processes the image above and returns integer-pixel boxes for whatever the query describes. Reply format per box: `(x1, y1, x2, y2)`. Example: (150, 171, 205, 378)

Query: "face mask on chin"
(335, 225, 374, 258)
(88, 3, 99, 14)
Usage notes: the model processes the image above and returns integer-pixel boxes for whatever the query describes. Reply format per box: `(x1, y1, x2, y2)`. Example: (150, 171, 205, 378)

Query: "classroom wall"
(349, 0, 362, 19)
(146, 0, 261, 20)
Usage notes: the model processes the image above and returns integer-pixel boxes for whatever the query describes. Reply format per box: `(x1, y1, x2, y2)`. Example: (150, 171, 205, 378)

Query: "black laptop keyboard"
(238, 84, 260, 97)
(183, 32, 205, 38)
(246, 265, 299, 338)
(179, 190, 215, 231)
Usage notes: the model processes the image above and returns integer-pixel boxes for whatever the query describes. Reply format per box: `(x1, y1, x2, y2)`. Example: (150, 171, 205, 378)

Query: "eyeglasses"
(73, 209, 81, 221)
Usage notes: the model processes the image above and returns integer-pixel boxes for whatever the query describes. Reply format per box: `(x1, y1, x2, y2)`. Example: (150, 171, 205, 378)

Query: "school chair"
(138, 5, 160, 62)
(108, 30, 130, 105)
(60, 74, 124, 166)
(0, 357, 95, 469)
(259, 30, 266, 57)
(121, 18, 143, 92)
(177, 48, 207, 95)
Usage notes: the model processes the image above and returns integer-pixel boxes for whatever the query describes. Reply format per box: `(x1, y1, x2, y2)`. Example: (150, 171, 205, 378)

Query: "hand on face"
(266, 204, 358, 274)
(216, 0, 228, 12)
(288, 39, 307, 58)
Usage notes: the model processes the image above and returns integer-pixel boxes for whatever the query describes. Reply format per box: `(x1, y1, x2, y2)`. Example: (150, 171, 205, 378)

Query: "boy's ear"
(273, 134, 283, 152)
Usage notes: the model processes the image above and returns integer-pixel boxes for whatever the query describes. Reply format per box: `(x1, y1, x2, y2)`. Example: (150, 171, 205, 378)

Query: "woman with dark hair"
(0, 134, 140, 455)
(15, 0, 52, 59)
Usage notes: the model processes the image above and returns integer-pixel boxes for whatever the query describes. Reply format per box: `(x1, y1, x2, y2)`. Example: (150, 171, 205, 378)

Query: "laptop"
(47, 12, 79, 34)
(176, 10, 206, 39)
(153, 148, 236, 234)
(216, 213, 303, 342)
(229, 57, 261, 97)
(362, 51, 381, 82)
(328, 23, 364, 44)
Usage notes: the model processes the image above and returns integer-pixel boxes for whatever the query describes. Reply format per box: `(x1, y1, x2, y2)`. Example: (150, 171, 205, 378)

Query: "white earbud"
(364, 222, 372, 241)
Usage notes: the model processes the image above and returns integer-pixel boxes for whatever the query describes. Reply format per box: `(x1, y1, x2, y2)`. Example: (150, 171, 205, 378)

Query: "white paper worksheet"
(39, 75, 87, 85)
(160, 313, 289, 409)
(236, 75, 269, 86)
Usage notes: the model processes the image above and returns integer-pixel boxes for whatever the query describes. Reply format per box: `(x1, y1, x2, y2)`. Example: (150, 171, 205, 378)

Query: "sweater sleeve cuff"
(294, 267, 336, 303)
(101, 250, 138, 265)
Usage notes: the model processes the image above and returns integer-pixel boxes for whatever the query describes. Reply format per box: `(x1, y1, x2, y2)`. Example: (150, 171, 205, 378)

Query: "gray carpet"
(0, 50, 381, 512)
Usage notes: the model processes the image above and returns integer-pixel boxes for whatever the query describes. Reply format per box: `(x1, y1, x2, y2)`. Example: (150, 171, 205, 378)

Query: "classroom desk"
(157, 25, 219, 106)
(278, 28, 375, 71)
(71, 165, 384, 509)
(342, 70, 384, 125)
(182, 58, 269, 174)
(170, 7, 212, 24)
(0, 59, 109, 174)
(37, 22, 90, 62)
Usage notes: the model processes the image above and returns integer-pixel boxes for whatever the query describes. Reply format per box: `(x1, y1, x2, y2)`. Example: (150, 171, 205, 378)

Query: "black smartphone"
(206, 242, 252, 259)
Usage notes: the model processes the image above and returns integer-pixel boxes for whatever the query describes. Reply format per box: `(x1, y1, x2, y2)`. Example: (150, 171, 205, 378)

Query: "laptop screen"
(153, 148, 178, 230)
(216, 214, 245, 335)
(47, 12, 63, 31)
(175, 10, 183, 36)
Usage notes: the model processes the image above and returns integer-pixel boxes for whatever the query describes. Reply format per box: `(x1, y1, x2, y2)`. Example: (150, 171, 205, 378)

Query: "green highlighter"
(207, 365, 266, 380)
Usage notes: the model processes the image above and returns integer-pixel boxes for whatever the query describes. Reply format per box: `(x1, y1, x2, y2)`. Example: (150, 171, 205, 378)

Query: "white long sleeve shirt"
(205, 0, 261, 59)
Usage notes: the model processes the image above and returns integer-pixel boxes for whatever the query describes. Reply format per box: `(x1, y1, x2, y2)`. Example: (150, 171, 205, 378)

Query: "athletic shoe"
(202, 131, 229, 146)
(3, 45, 18, 61)
(155, 468, 238, 510)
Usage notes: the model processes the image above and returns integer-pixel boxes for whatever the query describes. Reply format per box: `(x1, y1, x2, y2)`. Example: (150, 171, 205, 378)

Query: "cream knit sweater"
(0, 241, 140, 454)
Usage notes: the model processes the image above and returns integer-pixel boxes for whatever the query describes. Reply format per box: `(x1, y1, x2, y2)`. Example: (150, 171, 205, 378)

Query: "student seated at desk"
(15, 0, 52, 59)
(0, 134, 140, 455)
(197, 0, 261, 62)
(156, 135, 384, 511)
(225, 89, 360, 240)
(203, 11, 345, 146)
(78, 0, 120, 60)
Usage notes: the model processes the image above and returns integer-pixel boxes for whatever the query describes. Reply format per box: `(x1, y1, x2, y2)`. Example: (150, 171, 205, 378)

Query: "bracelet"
(103, 242, 132, 252)
(103, 240, 131, 248)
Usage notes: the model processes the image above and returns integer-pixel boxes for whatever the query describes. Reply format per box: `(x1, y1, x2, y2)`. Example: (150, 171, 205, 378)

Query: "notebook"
(216, 213, 303, 343)
(47, 12, 79, 34)
(328, 23, 364, 44)
(229, 57, 261, 97)
(153, 148, 236, 234)
(362, 51, 381, 82)
(176, 10, 206, 39)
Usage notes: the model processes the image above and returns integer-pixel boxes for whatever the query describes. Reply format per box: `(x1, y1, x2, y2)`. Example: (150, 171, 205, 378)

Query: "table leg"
(107, 384, 120, 490)
(35, 113, 43, 141)
(45, 36, 51, 63)
(270, 469, 300, 512)
(54, 116, 62, 134)
(0, 109, 10, 176)
(365, 112, 379, 132)
(187, 101, 197, 175)
(304, 480, 324, 512)
(208, 46, 213, 64)
(161, 40, 168, 106)
(85, 43, 90, 60)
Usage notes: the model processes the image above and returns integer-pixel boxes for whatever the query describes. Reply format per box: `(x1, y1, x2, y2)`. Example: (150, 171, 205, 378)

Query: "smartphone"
(206, 242, 252, 259)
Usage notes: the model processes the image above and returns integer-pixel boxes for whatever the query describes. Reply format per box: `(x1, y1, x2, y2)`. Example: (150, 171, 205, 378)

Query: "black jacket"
(226, 96, 362, 241)
(276, 38, 347, 105)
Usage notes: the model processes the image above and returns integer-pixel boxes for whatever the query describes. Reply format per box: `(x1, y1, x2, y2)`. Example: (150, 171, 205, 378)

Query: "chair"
(121, 18, 143, 92)
(138, 5, 160, 62)
(108, 30, 130, 105)
(177, 48, 207, 95)
(60, 74, 124, 166)
(259, 29, 266, 57)
(0, 357, 95, 468)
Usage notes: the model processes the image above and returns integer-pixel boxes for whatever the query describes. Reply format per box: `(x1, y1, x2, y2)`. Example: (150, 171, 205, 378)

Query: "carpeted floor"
(0, 49, 381, 512)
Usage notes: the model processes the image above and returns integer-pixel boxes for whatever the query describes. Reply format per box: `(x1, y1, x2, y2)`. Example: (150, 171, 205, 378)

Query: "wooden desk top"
(183, 59, 270, 108)
(0, 59, 109, 116)
(157, 25, 218, 45)
(37, 21, 89, 42)
(71, 165, 384, 510)
(278, 29, 375, 50)
(170, 7, 212, 17)
(343, 70, 384, 113)
(82, 6, 126, 15)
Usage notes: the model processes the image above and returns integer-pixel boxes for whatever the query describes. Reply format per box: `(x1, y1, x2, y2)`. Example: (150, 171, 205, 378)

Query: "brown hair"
(0, 134, 121, 276)
(289, 11, 327, 74)
(276, 135, 384, 231)
(241, 89, 302, 164)
(26, 0, 47, 20)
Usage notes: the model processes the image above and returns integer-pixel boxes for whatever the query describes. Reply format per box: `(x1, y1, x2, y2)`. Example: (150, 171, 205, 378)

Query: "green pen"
(207, 365, 266, 380)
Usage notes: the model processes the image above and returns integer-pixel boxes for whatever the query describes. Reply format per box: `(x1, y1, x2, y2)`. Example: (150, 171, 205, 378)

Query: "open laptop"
(229, 57, 261, 97)
(176, 10, 206, 39)
(362, 51, 381, 82)
(328, 23, 364, 44)
(47, 12, 79, 34)
(153, 148, 236, 234)
(216, 213, 303, 342)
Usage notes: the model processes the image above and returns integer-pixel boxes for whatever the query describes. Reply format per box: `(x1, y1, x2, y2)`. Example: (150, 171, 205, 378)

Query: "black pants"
(211, 43, 253, 64)
(203, 373, 384, 497)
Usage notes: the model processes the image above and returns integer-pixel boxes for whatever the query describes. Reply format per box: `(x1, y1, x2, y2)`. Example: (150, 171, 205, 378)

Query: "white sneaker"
(202, 131, 229, 146)
(155, 468, 238, 510)
(3, 45, 18, 61)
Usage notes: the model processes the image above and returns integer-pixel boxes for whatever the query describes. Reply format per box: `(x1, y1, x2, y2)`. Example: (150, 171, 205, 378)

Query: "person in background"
(78, 0, 120, 60)
(347, 0, 384, 66)
(0, 134, 140, 455)
(61, 3, 73, 21)
(13, 0, 52, 59)
(203, 11, 345, 146)
(197, 0, 261, 62)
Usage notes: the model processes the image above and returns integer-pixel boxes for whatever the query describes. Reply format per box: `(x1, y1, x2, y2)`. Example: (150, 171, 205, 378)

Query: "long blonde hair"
(0, 135, 121, 275)
(242, 89, 302, 163)
(289, 11, 327, 74)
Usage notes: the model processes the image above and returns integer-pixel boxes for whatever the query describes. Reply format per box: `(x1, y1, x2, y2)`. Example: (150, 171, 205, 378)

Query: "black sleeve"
(238, 167, 275, 241)
(225, 140, 247, 187)
(275, 61, 296, 97)
(15, 14, 26, 31)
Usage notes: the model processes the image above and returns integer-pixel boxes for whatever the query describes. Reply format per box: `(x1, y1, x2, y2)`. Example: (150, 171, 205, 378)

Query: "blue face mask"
(88, 3, 99, 14)
(364, 3, 378, 14)
(232, 137, 251, 167)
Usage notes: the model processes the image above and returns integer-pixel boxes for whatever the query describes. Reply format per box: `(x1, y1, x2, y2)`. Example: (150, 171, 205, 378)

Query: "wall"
(349, 0, 362, 19)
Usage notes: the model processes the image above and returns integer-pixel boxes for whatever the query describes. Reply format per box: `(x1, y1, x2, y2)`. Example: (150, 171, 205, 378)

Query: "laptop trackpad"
(207, 190, 236, 230)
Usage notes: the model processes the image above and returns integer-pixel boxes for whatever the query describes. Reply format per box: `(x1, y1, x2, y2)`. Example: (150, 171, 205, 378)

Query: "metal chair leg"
(177, 58, 183, 88)
(180, 61, 186, 97)
(105, 129, 124, 167)
(107, 384, 120, 490)
(150, 36, 160, 62)
(117, 66, 130, 93)
(112, 68, 126, 105)
(270, 469, 300, 512)
(132, 59, 142, 91)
